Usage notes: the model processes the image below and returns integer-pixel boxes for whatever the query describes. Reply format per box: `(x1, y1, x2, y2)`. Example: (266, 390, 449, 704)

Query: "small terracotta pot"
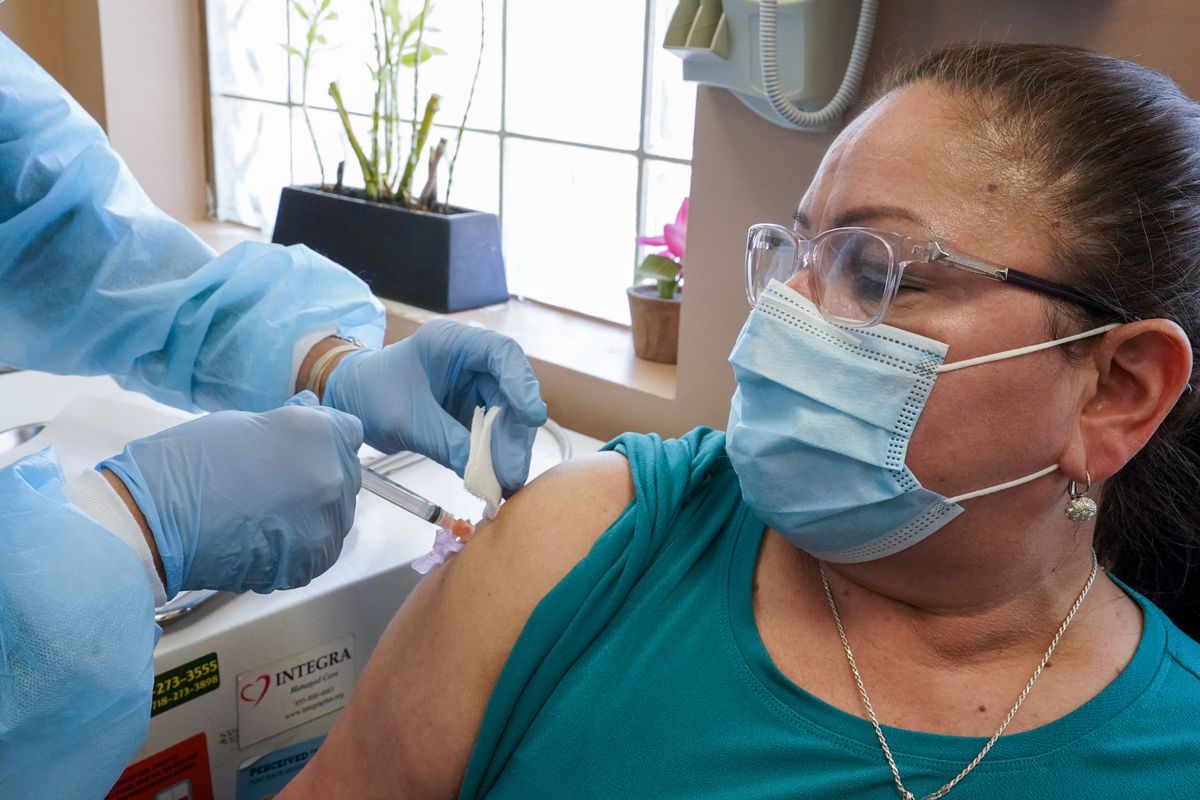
(627, 284, 681, 364)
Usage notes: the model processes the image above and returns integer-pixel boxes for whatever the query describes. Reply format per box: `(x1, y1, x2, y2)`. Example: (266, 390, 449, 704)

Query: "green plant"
(286, 0, 485, 212)
(282, 0, 339, 186)
(325, 0, 444, 204)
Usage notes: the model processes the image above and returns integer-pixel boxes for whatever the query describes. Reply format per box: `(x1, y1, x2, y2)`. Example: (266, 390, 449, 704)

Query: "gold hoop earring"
(1065, 470, 1097, 522)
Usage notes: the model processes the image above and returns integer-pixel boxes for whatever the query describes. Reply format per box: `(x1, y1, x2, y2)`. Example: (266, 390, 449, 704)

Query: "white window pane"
(292, 0, 378, 115)
(212, 97, 292, 230)
(291, 105, 360, 188)
(207, 0, 289, 102)
(644, 0, 696, 159)
(290, 2, 500, 127)
(503, 139, 638, 323)
(505, 0, 647, 149)
(638, 158, 692, 273)
(431, 126, 500, 215)
(402, 0, 502, 132)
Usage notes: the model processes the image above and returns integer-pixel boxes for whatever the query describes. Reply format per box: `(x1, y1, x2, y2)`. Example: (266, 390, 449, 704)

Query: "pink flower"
(637, 197, 688, 265)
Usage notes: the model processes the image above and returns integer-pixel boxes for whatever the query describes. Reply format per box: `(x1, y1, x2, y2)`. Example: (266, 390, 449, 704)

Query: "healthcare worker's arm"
(0, 31, 384, 412)
(99, 467, 168, 585)
(0, 32, 547, 489)
(0, 451, 160, 800)
(276, 452, 633, 799)
(0, 398, 364, 799)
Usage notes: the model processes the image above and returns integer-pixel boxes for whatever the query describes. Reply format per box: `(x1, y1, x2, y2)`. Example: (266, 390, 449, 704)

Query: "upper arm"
(279, 450, 634, 799)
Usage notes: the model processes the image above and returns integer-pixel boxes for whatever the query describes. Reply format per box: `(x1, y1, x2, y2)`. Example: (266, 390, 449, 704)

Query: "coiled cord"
(758, 0, 879, 131)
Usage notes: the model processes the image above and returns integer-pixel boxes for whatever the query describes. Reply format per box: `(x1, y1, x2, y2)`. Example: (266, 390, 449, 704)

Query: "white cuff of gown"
(290, 327, 338, 396)
(65, 468, 169, 607)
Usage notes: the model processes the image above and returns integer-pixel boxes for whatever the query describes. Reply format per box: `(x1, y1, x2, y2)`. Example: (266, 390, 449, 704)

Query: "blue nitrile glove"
(100, 393, 364, 597)
(323, 319, 548, 494)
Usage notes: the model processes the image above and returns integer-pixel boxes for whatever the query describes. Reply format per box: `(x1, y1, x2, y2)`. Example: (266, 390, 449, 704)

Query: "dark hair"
(883, 43, 1200, 637)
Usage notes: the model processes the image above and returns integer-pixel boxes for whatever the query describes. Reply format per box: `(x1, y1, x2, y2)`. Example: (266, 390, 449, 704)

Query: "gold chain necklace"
(818, 549, 1099, 800)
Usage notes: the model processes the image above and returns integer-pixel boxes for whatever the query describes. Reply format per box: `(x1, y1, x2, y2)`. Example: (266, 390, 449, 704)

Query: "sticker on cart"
(236, 635, 355, 749)
(105, 732, 214, 800)
(235, 735, 325, 799)
(152, 652, 221, 717)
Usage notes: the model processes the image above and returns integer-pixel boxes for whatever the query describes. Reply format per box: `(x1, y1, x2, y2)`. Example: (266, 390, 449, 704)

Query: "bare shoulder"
(278, 451, 633, 800)
(465, 450, 635, 601)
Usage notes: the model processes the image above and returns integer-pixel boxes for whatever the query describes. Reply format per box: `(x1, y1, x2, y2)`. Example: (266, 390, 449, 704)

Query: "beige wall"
(96, 0, 208, 220)
(0, 0, 64, 86)
(60, 1, 106, 127)
(0, 0, 206, 219)
(672, 0, 1200, 439)
(0, 0, 105, 121)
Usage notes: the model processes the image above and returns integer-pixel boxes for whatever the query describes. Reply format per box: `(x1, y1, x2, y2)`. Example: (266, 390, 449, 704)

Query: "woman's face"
(791, 83, 1091, 502)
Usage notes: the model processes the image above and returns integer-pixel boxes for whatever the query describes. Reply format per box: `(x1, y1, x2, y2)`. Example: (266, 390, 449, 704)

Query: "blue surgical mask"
(726, 280, 1117, 563)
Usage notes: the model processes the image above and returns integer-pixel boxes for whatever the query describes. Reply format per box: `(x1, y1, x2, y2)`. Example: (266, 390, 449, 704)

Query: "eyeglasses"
(745, 224, 1124, 328)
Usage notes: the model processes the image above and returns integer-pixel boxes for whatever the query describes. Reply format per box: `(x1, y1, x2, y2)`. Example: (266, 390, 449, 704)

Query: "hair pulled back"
(883, 43, 1200, 636)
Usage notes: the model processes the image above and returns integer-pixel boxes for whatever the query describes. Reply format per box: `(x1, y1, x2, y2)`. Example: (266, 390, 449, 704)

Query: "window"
(206, 0, 695, 323)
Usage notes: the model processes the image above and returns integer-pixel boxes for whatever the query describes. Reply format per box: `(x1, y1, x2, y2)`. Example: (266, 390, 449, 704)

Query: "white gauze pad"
(464, 405, 502, 519)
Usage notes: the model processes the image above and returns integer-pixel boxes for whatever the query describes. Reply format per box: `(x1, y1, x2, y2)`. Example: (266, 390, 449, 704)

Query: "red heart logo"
(240, 674, 271, 706)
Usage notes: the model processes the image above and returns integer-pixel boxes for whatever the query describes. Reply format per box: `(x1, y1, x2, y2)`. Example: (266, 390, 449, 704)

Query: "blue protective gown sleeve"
(0, 450, 160, 799)
(0, 32, 383, 796)
(0, 32, 385, 412)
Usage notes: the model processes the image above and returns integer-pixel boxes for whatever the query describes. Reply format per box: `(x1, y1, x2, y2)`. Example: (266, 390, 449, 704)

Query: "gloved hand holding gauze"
(323, 319, 547, 494)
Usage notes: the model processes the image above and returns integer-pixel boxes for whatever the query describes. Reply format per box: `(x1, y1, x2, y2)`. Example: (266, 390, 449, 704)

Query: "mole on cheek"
(986, 183, 998, 193)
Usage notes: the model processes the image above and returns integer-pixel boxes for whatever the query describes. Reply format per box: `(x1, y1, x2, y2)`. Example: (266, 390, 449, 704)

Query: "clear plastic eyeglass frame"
(745, 223, 1123, 328)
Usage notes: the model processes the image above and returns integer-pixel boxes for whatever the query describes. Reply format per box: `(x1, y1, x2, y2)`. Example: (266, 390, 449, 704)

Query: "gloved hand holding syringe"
(359, 464, 474, 537)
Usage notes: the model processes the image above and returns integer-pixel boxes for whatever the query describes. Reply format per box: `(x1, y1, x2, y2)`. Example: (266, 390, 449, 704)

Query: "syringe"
(360, 464, 459, 530)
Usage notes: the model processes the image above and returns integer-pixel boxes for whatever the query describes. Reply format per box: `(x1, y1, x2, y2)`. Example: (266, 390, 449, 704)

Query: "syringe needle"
(359, 465, 474, 538)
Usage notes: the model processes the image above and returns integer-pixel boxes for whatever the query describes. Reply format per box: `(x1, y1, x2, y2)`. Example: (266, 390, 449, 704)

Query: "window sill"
(188, 219, 269, 251)
(380, 297, 677, 401)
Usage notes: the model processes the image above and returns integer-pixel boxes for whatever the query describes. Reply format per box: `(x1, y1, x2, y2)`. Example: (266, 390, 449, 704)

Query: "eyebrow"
(792, 205, 936, 234)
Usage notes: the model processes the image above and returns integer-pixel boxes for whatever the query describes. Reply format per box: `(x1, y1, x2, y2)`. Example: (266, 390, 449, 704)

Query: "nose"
(784, 265, 815, 300)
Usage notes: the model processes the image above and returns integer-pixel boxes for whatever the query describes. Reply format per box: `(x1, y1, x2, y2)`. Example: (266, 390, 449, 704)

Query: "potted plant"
(272, 0, 507, 313)
(628, 197, 687, 364)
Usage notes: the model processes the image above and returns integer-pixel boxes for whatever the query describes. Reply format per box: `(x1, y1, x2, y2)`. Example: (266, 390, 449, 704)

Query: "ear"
(1072, 319, 1193, 482)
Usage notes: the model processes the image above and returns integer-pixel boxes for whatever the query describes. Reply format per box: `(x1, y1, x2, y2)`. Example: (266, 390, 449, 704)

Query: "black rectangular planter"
(271, 185, 509, 313)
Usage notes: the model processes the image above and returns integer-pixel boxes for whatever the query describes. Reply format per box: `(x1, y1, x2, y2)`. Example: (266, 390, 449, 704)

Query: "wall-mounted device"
(665, 0, 879, 132)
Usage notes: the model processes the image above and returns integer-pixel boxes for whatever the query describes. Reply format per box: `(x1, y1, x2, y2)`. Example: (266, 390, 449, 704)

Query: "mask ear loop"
(935, 324, 1121, 374)
(943, 463, 1059, 504)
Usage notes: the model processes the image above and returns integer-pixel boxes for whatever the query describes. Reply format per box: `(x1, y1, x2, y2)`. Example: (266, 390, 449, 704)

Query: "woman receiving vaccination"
(284, 43, 1200, 799)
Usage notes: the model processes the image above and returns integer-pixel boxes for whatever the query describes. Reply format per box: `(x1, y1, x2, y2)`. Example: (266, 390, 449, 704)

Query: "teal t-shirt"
(460, 428, 1200, 799)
